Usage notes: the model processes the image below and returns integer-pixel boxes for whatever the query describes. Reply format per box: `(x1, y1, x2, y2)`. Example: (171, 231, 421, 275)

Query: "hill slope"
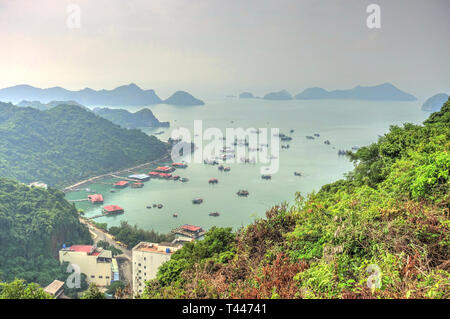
(0, 102, 170, 186)
(0, 178, 92, 286)
(142, 98, 450, 299)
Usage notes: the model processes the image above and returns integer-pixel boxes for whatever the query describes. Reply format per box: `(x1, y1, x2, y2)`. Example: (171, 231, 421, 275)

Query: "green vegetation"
(108, 221, 175, 249)
(142, 98, 450, 299)
(81, 283, 105, 299)
(0, 279, 53, 299)
(0, 178, 92, 286)
(97, 240, 123, 256)
(0, 102, 170, 187)
(106, 280, 125, 296)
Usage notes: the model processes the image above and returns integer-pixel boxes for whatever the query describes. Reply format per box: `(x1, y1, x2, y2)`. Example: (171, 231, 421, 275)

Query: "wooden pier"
(68, 199, 89, 203)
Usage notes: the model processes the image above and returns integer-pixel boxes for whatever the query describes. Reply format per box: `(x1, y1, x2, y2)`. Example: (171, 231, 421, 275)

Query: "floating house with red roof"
(103, 205, 124, 215)
(88, 194, 104, 204)
(154, 166, 175, 173)
(114, 181, 129, 188)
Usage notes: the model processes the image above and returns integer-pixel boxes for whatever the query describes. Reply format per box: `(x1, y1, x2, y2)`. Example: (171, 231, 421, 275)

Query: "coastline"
(63, 153, 171, 192)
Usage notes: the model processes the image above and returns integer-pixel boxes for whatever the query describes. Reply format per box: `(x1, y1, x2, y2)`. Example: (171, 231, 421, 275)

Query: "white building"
(59, 245, 113, 287)
(132, 242, 181, 296)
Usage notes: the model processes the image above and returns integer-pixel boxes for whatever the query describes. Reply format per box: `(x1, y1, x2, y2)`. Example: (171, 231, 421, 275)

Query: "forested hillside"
(142, 99, 450, 299)
(0, 178, 92, 286)
(0, 102, 170, 186)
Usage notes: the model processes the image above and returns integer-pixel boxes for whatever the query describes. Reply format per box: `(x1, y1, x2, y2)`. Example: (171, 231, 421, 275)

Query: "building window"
(91, 275, 95, 278)
(138, 270, 141, 273)
(106, 276, 110, 279)
(99, 275, 103, 279)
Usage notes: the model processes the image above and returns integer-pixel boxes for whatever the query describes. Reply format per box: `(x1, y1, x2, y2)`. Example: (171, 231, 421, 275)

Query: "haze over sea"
(66, 98, 429, 233)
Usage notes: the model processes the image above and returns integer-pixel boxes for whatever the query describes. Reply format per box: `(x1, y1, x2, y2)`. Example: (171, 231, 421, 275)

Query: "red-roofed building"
(148, 171, 160, 177)
(182, 225, 202, 232)
(103, 205, 124, 215)
(171, 224, 205, 239)
(114, 181, 129, 188)
(88, 194, 104, 204)
(154, 166, 174, 173)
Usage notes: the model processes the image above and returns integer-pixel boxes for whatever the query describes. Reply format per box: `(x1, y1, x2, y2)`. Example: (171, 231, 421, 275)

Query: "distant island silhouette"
(0, 83, 204, 106)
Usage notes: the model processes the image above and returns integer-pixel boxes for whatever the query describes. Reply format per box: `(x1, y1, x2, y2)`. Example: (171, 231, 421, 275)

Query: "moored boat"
(209, 212, 220, 217)
(237, 189, 249, 197)
(192, 198, 203, 204)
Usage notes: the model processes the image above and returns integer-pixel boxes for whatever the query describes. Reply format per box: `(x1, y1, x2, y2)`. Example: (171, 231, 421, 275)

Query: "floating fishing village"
(66, 130, 359, 239)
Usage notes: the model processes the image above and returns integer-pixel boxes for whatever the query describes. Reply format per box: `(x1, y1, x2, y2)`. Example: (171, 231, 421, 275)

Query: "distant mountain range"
(237, 83, 416, 101)
(17, 100, 87, 111)
(422, 93, 449, 112)
(93, 107, 169, 129)
(0, 83, 204, 106)
(294, 83, 416, 101)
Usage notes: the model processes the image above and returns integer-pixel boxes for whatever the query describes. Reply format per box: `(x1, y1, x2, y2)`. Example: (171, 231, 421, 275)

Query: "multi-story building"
(59, 244, 113, 287)
(132, 242, 181, 295)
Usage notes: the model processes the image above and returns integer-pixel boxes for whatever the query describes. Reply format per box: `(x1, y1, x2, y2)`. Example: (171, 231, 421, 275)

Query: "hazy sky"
(0, 0, 449, 99)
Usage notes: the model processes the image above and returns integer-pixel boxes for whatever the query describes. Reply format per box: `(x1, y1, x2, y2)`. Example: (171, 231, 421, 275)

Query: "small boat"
(324, 140, 331, 145)
(223, 167, 231, 172)
(290, 129, 294, 133)
(192, 198, 203, 204)
(218, 165, 224, 171)
(261, 174, 271, 180)
(157, 204, 163, 209)
(208, 178, 218, 184)
(173, 175, 180, 180)
(173, 213, 178, 218)
(280, 136, 293, 141)
(306, 136, 315, 140)
(237, 190, 249, 197)
(181, 177, 189, 183)
(146, 206, 152, 209)
(153, 204, 157, 208)
(294, 172, 302, 176)
(351, 146, 360, 151)
(110, 189, 116, 193)
(314, 133, 320, 137)
(209, 212, 220, 217)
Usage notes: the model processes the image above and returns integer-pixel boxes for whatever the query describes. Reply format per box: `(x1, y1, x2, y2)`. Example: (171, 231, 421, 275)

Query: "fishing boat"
(173, 213, 178, 218)
(290, 129, 294, 133)
(192, 198, 203, 204)
(218, 165, 224, 171)
(208, 178, 219, 184)
(324, 140, 331, 145)
(209, 212, 220, 217)
(146, 205, 152, 209)
(261, 174, 271, 180)
(294, 171, 302, 176)
(314, 133, 320, 137)
(306, 136, 315, 140)
(280, 136, 293, 141)
(181, 177, 189, 183)
(237, 190, 249, 197)
(157, 204, 163, 209)
(223, 167, 231, 172)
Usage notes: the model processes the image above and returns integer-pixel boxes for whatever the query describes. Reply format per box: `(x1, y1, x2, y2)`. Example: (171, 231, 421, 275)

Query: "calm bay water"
(65, 98, 429, 233)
